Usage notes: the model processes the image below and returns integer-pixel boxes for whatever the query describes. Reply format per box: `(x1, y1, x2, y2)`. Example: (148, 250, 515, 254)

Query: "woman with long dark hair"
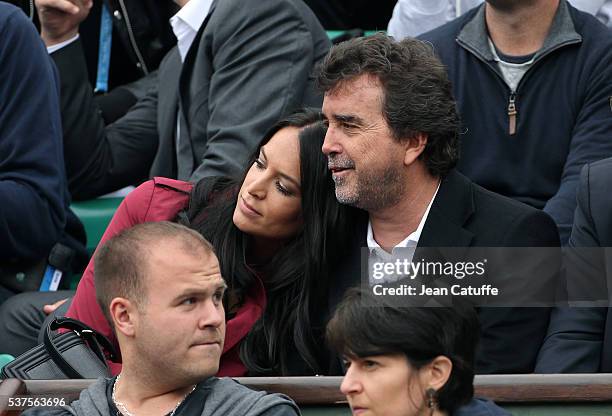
(327, 288, 510, 416)
(63, 108, 354, 376)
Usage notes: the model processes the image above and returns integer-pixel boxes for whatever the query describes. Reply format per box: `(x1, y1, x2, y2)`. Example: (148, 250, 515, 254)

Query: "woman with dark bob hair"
(60, 108, 355, 376)
(327, 288, 510, 416)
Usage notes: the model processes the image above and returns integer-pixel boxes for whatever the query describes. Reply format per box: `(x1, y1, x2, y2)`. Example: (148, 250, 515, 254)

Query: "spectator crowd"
(0, 0, 611, 415)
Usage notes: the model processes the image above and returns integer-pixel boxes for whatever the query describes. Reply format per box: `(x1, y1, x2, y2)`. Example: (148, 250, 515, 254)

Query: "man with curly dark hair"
(318, 34, 561, 374)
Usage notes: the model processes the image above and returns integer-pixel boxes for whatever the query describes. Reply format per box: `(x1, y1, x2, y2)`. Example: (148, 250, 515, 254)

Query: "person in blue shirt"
(0, 1, 86, 304)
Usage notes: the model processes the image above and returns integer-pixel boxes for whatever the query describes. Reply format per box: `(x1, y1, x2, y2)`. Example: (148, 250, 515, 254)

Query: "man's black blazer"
(536, 157, 612, 373)
(328, 170, 561, 374)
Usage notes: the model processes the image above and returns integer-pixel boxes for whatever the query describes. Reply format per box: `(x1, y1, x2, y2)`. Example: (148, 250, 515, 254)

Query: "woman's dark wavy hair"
(178, 108, 355, 375)
(326, 288, 479, 413)
(317, 33, 460, 177)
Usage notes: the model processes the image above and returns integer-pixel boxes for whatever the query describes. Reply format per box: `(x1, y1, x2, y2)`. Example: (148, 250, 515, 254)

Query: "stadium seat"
(70, 198, 123, 255)
(0, 355, 14, 372)
(326, 30, 380, 40)
(67, 198, 123, 288)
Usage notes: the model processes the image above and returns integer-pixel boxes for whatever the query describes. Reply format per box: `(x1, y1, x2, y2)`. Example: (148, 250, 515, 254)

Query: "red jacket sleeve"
(65, 180, 157, 352)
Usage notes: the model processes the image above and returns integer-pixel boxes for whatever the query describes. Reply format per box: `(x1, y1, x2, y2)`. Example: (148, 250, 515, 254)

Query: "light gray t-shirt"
(488, 38, 535, 92)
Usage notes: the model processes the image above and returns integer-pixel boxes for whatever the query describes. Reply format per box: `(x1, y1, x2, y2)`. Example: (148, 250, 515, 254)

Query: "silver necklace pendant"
(112, 374, 196, 416)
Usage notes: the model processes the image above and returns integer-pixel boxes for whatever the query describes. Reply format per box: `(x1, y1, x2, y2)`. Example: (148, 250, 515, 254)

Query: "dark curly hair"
(317, 33, 460, 177)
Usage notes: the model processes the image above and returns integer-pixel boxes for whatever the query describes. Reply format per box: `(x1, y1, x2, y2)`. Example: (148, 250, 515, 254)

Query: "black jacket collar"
(418, 170, 475, 248)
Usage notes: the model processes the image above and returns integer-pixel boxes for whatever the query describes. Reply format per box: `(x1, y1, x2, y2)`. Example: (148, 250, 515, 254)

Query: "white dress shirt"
(169, 0, 214, 63)
(47, 35, 79, 54)
(367, 181, 440, 284)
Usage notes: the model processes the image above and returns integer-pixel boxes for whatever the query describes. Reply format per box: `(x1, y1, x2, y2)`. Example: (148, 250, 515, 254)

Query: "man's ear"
(109, 297, 138, 338)
(420, 355, 453, 392)
(403, 132, 428, 166)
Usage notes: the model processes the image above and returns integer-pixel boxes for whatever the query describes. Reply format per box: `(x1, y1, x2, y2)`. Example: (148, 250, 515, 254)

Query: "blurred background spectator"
(6, 0, 177, 123)
(0, 2, 87, 305)
(389, 0, 612, 39)
(419, 0, 612, 244)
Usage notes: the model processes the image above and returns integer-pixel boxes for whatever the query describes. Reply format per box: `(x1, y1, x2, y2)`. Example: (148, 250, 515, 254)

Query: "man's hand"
(35, 0, 92, 46)
(43, 298, 69, 315)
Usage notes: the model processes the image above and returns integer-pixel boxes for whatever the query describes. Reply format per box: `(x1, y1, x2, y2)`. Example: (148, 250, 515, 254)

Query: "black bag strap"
(43, 317, 118, 378)
(51, 317, 118, 359)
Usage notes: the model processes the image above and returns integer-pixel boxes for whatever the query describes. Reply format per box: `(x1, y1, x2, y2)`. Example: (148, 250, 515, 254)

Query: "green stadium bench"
(3, 374, 612, 416)
(326, 30, 380, 40)
(0, 356, 14, 373)
(68, 198, 123, 288)
(70, 198, 123, 254)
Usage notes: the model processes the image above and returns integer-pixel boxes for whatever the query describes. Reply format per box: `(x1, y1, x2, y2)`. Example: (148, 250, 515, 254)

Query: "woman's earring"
(426, 387, 436, 415)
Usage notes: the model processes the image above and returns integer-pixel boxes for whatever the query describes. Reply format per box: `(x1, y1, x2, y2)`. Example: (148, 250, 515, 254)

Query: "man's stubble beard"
(334, 164, 405, 212)
(134, 333, 217, 387)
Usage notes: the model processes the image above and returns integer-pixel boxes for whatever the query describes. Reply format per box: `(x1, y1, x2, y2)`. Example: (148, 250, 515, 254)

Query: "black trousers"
(0, 290, 74, 357)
